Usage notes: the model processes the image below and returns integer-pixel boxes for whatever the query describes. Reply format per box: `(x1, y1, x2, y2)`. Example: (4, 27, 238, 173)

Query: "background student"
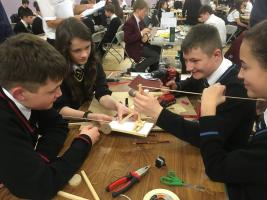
(55, 17, 129, 121)
(98, 3, 122, 58)
(0, 33, 100, 199)
(199, 20, 267, 200)
(124, 0, 161, 72)
(134, 24, 255, 152)
(13, 9, 34, 34)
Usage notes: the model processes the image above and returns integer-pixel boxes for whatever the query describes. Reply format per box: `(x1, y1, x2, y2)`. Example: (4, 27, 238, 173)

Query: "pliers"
(106, 165, 150, 197)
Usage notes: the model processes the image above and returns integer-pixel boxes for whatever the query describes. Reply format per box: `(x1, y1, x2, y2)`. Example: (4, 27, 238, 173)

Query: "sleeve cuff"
(199, 116, 220, 136)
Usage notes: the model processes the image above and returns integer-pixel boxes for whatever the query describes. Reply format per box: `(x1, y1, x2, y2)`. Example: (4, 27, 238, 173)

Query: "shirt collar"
(133, 14, 141, 28)
(72, 64, 85, 71)
(110, 14, 117, 20)
(21, 19, 28, 28)
(206, 57, 233, 85)
(2, 87, 31, 120)
(264, 109, 267, 126)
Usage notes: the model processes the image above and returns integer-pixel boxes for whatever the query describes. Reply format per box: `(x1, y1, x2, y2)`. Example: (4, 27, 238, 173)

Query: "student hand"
(141, 28, 150, 36)
(201, 83, 226, 116)
(79, 125, 100, 145)
(86, 3, 94, 9)
(134, 90, 163, 122)
(88, 113, 113, 122)
(115, 102, 130, 121)
(165, 79, 178, 90)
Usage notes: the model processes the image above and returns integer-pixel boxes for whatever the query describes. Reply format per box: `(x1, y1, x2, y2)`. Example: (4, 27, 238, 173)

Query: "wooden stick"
(119, 112, 135, 124)
(57, 191, 88, 200)
(141, 86, 264, 101)
(81, 170, 100, 200)
(137, 84, 142, 123)
(63, 115, 111, 123)
(107, 72, 114, 79)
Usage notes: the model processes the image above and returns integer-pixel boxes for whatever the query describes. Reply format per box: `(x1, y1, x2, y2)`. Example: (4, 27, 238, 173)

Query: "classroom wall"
(2, 0, 156, 22)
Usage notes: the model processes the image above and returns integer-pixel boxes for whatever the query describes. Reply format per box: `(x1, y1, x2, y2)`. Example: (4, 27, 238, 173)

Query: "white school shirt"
(206, 57, 233, 85)
(2, 88, 31, 120)
(205, 14, 226, 46)
(227, 9, 240, 23)
(37, 0, 74, 40)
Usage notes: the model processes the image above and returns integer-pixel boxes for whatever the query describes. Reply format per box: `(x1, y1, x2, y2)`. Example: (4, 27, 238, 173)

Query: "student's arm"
(46, 19, 64, 28)
(0, 111, 99, 200)
(73, 4, 93, 15)
(134, 91, 201, 146)
(234, 11, 248, 28)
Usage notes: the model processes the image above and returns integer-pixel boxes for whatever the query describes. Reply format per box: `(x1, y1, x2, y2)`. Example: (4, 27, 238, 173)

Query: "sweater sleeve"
(199, 116, 267, 184)
(156, 108, 200, 146)
(94, 63, 112, 100)
(0, 112, 92, 200)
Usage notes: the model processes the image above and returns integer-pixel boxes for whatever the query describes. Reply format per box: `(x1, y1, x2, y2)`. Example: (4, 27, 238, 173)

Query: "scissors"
(106, 165, 150, 197)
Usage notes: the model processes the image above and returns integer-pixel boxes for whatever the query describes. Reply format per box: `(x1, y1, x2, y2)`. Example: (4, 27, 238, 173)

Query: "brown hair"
(243, 20, 267, 68)
(0, 34, 67, 92)
(133, 0, 148, 11)
(181, 24, 222, 56)
(55, 17, 98, 105)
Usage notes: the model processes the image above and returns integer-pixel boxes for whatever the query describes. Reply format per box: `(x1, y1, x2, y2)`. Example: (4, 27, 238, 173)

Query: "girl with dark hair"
(55, 17, 129, 121)
(197, 20, 267, 200)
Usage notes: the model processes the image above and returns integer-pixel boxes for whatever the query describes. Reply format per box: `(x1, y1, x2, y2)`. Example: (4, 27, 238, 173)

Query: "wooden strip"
(81, 170, 100, 200)
(141, 86, 263, 101)
(57, 191, 88, 200)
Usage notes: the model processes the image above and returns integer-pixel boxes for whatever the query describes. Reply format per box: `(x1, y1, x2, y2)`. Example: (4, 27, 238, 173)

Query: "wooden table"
(0, 81, 227, 200)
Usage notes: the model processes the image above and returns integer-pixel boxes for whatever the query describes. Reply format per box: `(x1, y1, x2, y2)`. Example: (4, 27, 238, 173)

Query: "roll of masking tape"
(143, 189, 180, 200)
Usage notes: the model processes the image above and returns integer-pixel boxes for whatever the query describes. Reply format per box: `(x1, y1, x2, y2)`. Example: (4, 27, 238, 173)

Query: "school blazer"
(123, 15, 146, 63)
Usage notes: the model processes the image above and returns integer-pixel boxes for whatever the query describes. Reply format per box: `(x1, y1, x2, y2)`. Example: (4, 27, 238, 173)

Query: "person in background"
(55, 17, 129, 121)
(0, 1, 13, 43)
(227, 0, 248, 29)
(199, 5, 226, 46)
(250, 0, 267, 27)
(134, 24, 255, 153)
(18, 0, 32, 19)
(182, 0, 202, 25)
(32, 1, 44, 35)
(243, 0, 253, 13)
(198, 19, 267, 200)
(124, 0, 161, 72)
(37, 0, 94, 45)
(98, 3, 122, 58)
(157, 0, 168, 23)
(0, 33, 100, 199)
(80, 0, 96, 33)
(13, 9, 34, 34)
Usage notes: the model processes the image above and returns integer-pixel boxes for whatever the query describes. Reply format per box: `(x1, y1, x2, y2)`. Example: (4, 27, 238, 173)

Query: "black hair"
(243, 20, 267, 68)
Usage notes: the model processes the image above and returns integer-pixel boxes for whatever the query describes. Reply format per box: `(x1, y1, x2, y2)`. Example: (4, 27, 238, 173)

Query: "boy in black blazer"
(134, 24, 256, 152)
(14, 9, 34, 34)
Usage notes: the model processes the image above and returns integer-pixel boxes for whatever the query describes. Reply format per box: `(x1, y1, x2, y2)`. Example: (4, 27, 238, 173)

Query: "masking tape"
(143, 189, 180, 200)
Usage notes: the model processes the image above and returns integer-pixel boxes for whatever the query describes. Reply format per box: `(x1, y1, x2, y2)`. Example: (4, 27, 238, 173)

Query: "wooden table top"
(0, 80, 227, 200)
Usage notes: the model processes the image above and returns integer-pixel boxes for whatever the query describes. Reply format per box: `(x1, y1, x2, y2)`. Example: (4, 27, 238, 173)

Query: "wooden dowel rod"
(81, 170, 100, 200)
(57, 191, 88, 200)
(141, 86, 264, 101)
(63, 115, 110, 123)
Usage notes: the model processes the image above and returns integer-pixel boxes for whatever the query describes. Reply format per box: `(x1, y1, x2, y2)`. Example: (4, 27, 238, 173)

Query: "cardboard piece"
(128, 75, 161, 91)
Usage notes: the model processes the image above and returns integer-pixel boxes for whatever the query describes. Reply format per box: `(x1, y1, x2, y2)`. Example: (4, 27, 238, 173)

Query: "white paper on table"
(160, 17, 176, 29)
(81, 0, 105, 17)
(109, 121, 154, 137)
